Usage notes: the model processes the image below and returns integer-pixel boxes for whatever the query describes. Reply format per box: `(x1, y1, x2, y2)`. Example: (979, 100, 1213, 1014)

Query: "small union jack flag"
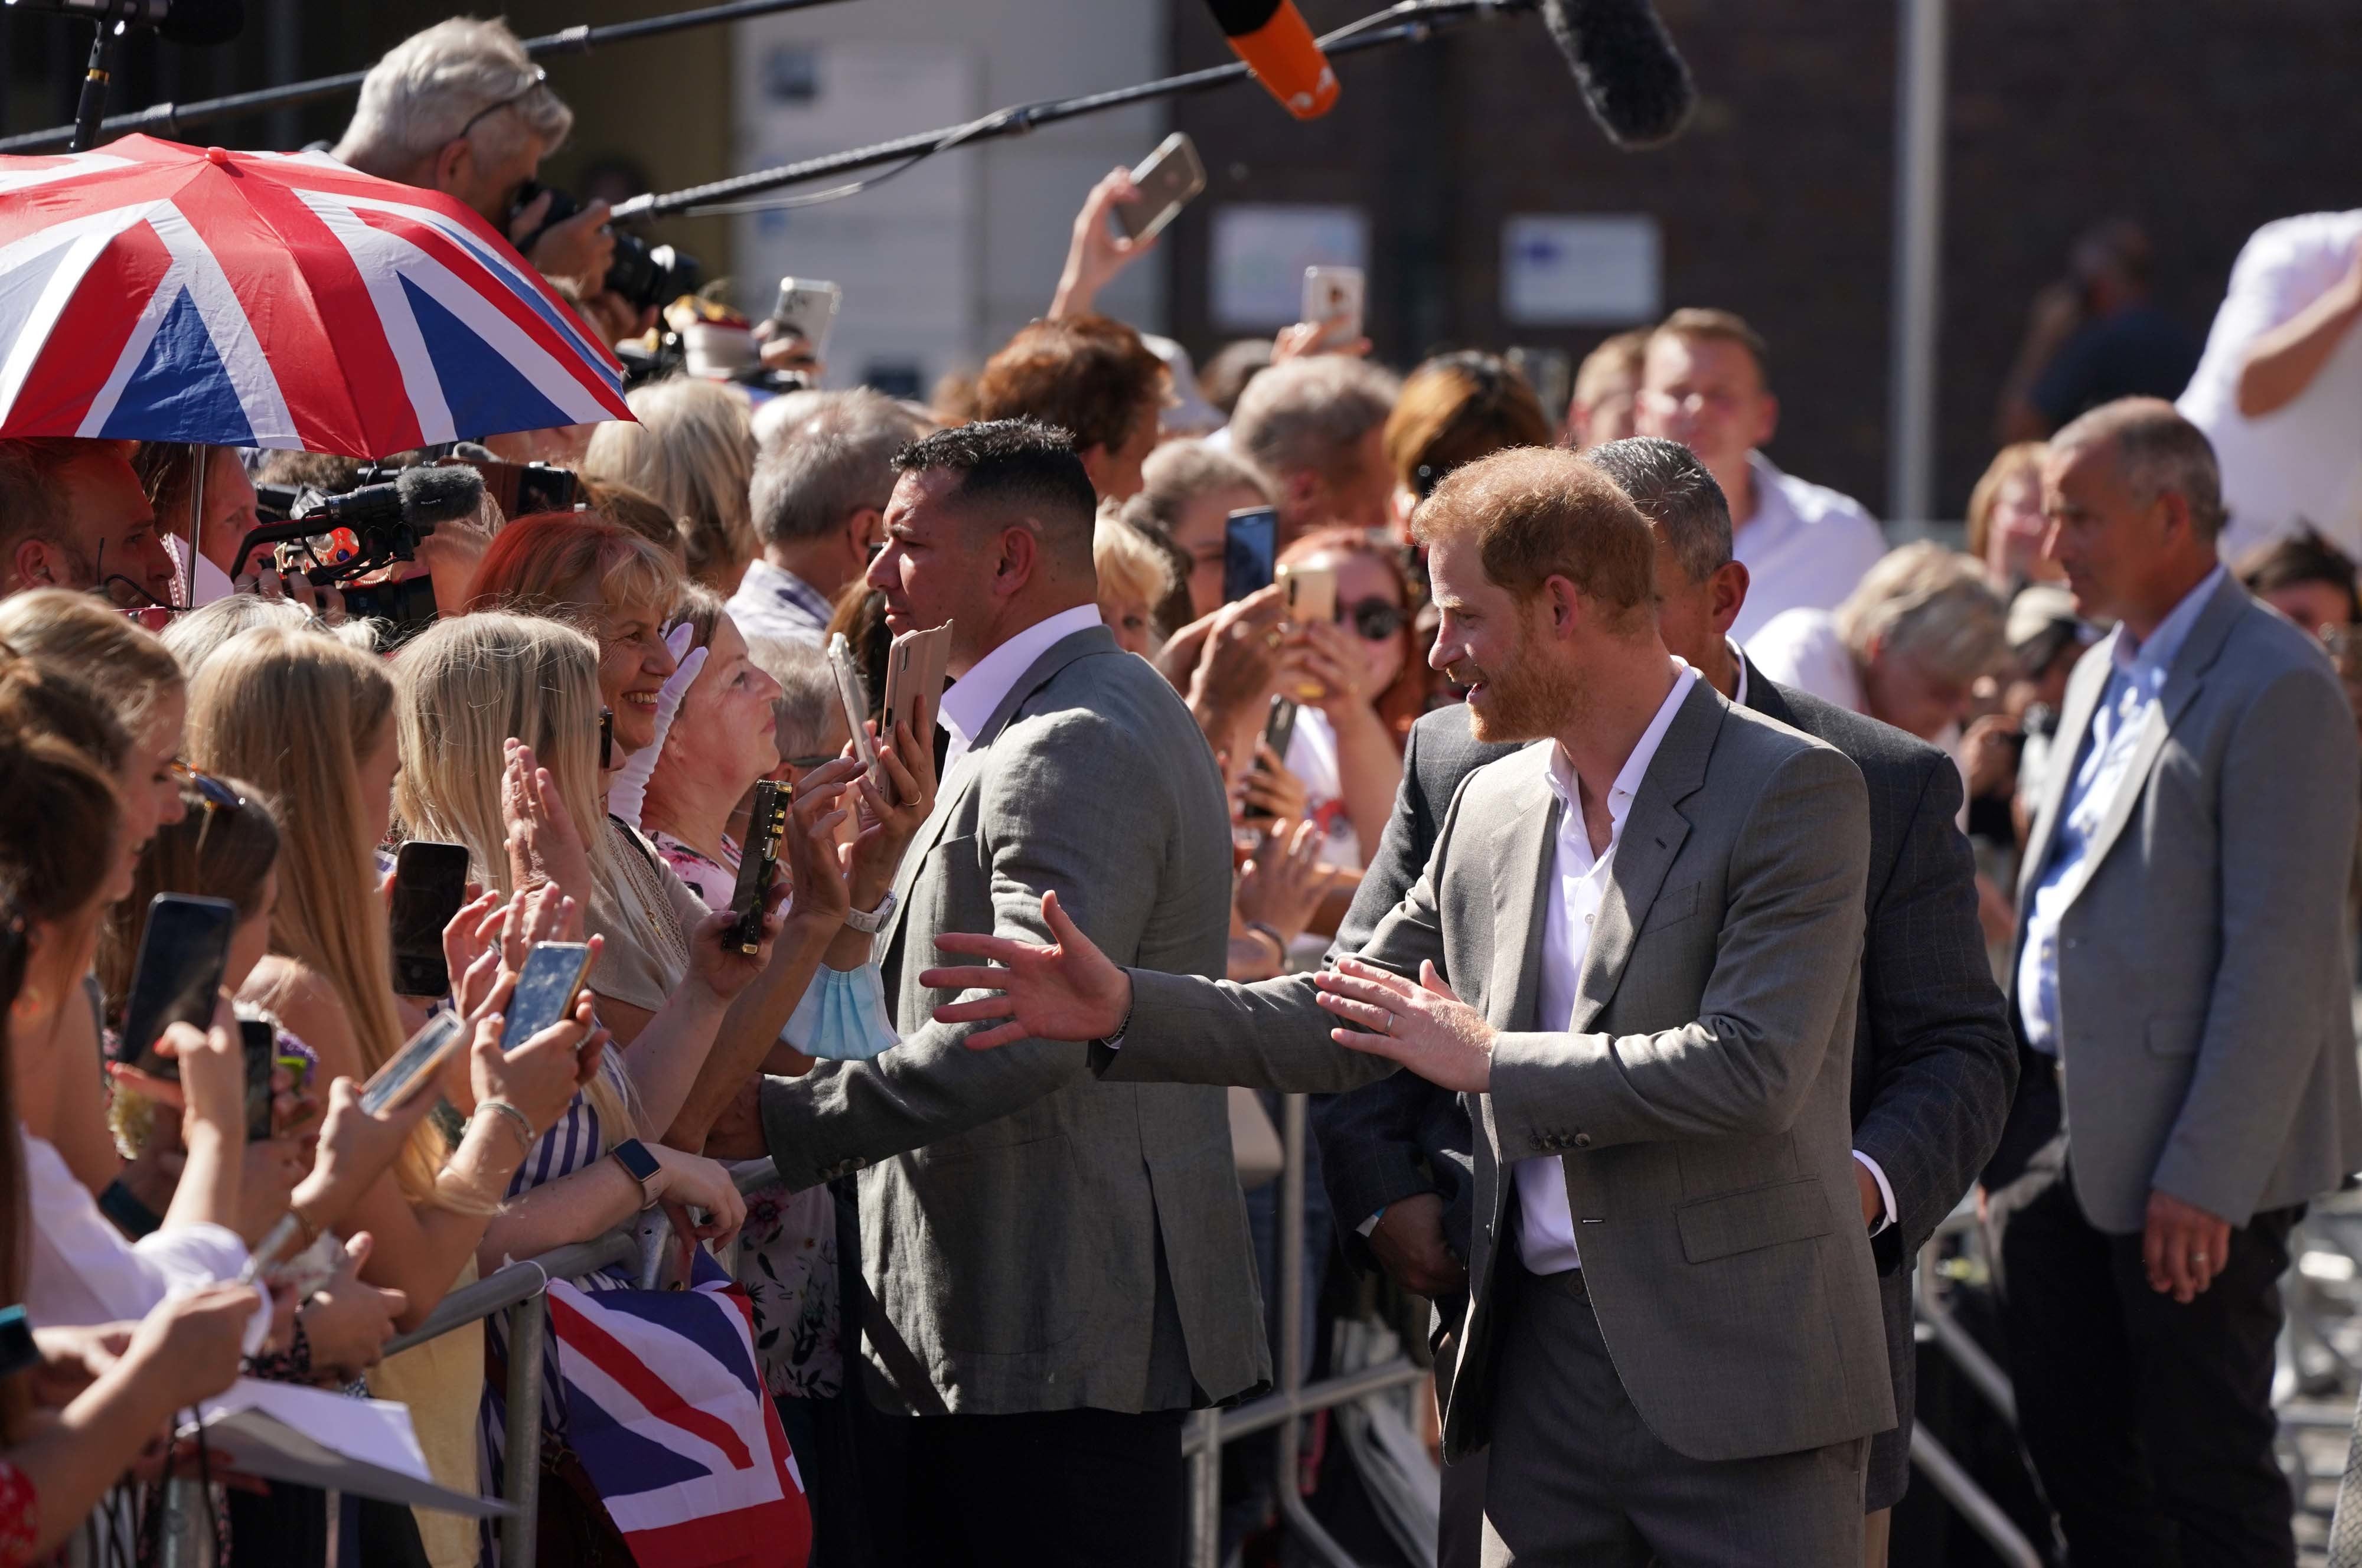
(0, 135, 631, 458)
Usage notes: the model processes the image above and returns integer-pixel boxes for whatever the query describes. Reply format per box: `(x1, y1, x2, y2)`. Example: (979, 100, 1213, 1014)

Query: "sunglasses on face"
(1340, 597, 1406, 641)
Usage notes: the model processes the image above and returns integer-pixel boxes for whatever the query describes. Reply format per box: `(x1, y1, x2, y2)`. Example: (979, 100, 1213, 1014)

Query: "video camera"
(237, 462, 494, 644)
(508, 181, 702, 314)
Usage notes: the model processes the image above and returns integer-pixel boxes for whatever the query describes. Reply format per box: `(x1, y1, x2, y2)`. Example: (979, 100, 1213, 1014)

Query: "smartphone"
(389, 841, 470, 999)
(599, 707, 615, 772)
(1301, 265, 1365, 348)
(358, 1011, 468, 1116)
(727, 782, 791, 956)
(828, 632, 881, 780)
(1277, 561, 1336, 628)
(239, 1017, 277, 1142)
(1113, 132, 1206, 243)
(1242, 697, 1301, 825)
(505, 942, 594, 1049)
(116, 894, 239, 1077)
(1223, 507, 1278, 603)
(771, 278, 844, 365)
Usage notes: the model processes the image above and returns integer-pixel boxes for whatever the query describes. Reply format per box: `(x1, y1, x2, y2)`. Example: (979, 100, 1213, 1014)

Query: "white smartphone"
(1113, 133, 1207, 244)
(827, 632, 880, 781)
(1301, 265, 1365, 347)
(770, 278, 843, 363)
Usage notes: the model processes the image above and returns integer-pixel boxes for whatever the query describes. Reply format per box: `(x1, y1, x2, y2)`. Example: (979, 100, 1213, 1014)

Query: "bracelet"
(475, 1099, 538, 1157)
(1244, 922, 1289, 965)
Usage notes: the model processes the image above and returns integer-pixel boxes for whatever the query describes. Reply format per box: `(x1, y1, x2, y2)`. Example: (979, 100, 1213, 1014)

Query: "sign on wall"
(1210, 204, 1369, 329)
(1500, 214, 1662, 327)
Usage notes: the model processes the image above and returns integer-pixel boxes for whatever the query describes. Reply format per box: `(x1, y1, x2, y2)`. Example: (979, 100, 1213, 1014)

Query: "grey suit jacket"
(756, 625, 1271, 1415)
(1311, 666, 2016, 1508)
(1100, 682, 1896, 1464)
(2003, 573, 2362, 1233)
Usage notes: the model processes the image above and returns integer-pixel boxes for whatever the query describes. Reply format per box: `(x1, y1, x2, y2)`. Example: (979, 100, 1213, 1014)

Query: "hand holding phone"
(116, 894, 239, 1078)
(728, 783, 790, 956)
(1111, 133, 1207, 243)
(828, 633, 882, 780)
(1301, 266, 1366, 351)
(389, 841, 471, 999)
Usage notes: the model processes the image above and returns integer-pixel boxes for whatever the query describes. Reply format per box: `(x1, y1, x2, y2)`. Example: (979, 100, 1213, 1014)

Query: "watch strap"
(842, 888, 898, 935)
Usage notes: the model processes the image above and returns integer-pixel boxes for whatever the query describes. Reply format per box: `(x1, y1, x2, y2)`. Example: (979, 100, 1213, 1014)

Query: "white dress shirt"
(936, 604, 1106, 776)
(21, 1126, 269, 1353)
(2017, 566, 2228, 1054)
(2178, 211, 2362, 560)
(1516, 663, 1699, 1273)
(1728, 453, 1888, 644)
(726, 557, 836, 648)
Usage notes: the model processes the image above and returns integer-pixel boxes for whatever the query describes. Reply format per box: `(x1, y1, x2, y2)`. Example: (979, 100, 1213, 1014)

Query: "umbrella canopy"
(0, 135, 632, 459)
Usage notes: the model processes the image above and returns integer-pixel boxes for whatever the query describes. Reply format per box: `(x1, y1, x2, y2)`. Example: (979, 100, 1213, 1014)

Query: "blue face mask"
(783, 963, 899, 1062)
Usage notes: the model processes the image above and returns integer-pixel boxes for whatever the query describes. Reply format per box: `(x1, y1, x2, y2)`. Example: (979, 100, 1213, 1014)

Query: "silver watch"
(842, 890, 898, 935)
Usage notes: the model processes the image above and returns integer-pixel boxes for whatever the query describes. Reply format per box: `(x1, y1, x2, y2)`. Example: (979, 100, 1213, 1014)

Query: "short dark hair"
(2237, 526, 2362, 622)
(1581, 436, 1732, 583)
(892, 419, 1099, 569)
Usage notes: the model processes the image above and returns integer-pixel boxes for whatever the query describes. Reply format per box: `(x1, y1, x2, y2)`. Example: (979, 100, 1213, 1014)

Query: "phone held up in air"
(1223, 507, 1279, 604)
(1301, 265, 1365, 349)
(504, 942, 595, 1049)
(358, 1011, 469, 1117)
(1113, 132, 1207, 244)
(115, 894, 239, 1078)
(771, 278, 844, 365)
(729, 782, 790, 956)
(389, 840, 471, 999)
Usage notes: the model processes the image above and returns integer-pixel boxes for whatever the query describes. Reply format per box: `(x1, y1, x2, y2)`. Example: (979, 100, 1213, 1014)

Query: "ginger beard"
(1447, 605, 1582, 745)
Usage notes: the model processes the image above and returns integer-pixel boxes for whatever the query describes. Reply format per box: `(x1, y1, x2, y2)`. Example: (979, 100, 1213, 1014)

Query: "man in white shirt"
(1636, 308, 1887, 641)
(729, 389, 926, 647)
(2177, 210, 2362, 558)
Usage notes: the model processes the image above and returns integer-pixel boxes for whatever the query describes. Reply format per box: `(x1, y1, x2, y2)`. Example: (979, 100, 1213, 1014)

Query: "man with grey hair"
(1985, 396, 2362, 1566)
(1226, 355, 1402, 541)
(730, 388, 928, 646)
(333, 18, 613, 291)
(1312, 435, 2014, 1567)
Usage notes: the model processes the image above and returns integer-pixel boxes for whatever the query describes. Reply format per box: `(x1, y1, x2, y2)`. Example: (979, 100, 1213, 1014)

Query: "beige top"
(369, 1259, 482, 1568)
(586, 816, 702, 1011)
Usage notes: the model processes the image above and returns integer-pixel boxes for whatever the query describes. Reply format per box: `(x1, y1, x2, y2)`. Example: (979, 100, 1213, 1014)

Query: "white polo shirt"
(1727, 453, 1888, 643)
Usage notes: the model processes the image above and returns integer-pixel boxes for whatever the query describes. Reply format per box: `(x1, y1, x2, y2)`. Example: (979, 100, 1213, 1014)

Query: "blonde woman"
(188, 626, 596, 1567)
(583, 375, 759, 592)
(1093, 513, 1173, 657)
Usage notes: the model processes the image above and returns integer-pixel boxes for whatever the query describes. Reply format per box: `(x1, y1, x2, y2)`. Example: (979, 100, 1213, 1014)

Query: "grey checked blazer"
(1099, 681, 1896, 1464)
(1311, 665, 2016, 1508)
(1993, 572, 2362, 1232)
(756, 624, 1271, 1415)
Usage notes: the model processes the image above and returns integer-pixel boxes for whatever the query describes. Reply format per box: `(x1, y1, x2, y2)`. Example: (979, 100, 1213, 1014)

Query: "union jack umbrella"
(0, 135, 632, 459)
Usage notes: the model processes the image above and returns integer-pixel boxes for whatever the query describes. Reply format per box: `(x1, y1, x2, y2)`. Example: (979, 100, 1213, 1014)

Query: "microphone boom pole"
(613, 0, 1538, 223)
(0, 0, 859, 156)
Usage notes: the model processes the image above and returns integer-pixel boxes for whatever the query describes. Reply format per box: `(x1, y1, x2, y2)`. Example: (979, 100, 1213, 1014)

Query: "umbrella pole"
(184, 445, 206, 609)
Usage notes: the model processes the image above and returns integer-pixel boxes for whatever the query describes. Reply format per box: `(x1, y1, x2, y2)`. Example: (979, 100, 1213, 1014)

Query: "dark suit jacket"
(1310, 659, 2017, 1508)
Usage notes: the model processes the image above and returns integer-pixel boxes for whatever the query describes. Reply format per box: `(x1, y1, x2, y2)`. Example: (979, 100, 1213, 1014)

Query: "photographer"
(332, 18, 614, 295)
(0, 440, 178, 613)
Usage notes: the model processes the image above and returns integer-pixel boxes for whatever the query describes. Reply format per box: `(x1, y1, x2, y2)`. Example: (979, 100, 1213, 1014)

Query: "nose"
(865, 544, 898, 593)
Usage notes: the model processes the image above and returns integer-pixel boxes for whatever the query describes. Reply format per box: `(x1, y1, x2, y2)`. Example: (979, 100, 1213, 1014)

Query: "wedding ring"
(1379, 1008, 1394, 1034)
(1264, 629, 1284, 650)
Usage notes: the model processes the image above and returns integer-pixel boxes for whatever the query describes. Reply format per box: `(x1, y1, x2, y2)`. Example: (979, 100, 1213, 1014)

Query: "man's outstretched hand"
(1315, 958, 1495, 1093)
(924, 891, 1131, 1049)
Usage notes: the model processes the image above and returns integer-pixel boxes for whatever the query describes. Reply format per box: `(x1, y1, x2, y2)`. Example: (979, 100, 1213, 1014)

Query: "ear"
(842, 506, 882, 562)
(2154, 486, 2194, 544)
(430, 138, 473, 199)
(1541, 574, 1585, 638)
(992, 525, 1039, 600)
(12, 537, 59, 592)
(1283, 469, 1323, 523)
(1751, 390, 1781, 452)
(1707, 560, 1750, 638)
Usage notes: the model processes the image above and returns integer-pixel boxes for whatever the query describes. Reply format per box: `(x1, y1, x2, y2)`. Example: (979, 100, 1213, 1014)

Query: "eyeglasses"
(457, 67, 550, 141)
(1340, 597, 1406, 642)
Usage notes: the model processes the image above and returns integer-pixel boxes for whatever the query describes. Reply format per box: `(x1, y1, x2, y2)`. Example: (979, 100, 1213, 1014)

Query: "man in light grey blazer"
(1983, 397, 2362, 1567)
(703, 420, 1265, 1567)
(928, 447, 1896, 1565)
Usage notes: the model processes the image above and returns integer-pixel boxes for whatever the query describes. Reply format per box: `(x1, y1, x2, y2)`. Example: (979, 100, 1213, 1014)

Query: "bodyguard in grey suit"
(1983, 399, 2362, 1566)
(928, 448, 1894, 1566)
(1314, 437, 2017, 1567)
(705, 422, 1266, 1566)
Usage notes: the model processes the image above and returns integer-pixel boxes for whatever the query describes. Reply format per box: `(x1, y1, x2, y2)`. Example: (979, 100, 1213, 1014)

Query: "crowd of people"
(5, 12, 2362, 1568)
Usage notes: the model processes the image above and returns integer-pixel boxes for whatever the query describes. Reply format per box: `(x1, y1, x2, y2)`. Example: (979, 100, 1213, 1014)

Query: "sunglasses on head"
(169, 760, 245, 814)
(1340, 597, 1406, 641)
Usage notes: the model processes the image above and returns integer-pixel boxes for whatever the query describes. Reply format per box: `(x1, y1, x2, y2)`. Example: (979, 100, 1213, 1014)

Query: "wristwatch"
(842, 888, 898, 935)
(609, 1138, 661, 1211)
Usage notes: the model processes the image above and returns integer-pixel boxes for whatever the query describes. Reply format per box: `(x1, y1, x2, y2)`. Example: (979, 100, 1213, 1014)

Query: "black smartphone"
(599, 707, 615, 771)
(359, 1011, 469, 1116)
(729, 781, 789, 955)
(389, 841, 470, 998)
(0, 1307, 34, 1382)
(116, 894, 239, 1077)
(239, 1017, 277, 1142)
(1242, 697, 1300, 824)
(505, 942, 594, 1049)
(1224, 507, 1278, 603)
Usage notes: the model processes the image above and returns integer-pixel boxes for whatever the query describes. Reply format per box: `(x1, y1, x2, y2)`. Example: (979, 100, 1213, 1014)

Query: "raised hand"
(1049, 166, 1153, 320)
(1314, 957, 1495, 1092)
(501, 739, 594, 907)
(922, 890, 1130, 1050)
(779, 762, 854, 926)
(1236, 817, 1328, 947)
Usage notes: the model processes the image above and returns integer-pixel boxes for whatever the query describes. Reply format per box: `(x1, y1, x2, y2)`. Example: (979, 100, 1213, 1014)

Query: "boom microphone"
(1538, 0, 1694, 149)
(309, 464, 485, 531)
(1202, 0, 1339, 120)
(1, 0, 246, 47)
